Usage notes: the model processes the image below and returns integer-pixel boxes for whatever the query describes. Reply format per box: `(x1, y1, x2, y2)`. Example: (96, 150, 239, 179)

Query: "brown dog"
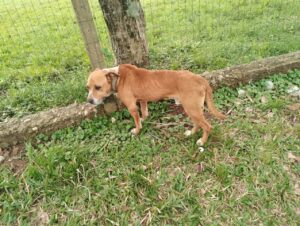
(86, 64, 226, 146)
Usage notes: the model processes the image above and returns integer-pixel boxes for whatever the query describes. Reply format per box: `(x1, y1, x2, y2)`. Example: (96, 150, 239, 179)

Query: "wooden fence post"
(72, 0, 106, 69)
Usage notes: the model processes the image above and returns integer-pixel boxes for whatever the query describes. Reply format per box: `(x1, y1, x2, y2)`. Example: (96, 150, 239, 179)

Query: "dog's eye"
(95, 86, 101, 91)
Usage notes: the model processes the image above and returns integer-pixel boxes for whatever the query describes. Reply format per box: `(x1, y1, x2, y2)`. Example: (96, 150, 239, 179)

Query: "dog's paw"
(174, 99, 181, 105)
(196, 138, 203, 146)
(199, 147, 205, 153)
(131, 128, 139, 135)
(184, 130, 192, 137)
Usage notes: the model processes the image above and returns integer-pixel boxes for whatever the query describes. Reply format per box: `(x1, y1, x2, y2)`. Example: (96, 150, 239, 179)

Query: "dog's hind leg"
(140, 101, 149, 120)
(181, 94, 211, 146)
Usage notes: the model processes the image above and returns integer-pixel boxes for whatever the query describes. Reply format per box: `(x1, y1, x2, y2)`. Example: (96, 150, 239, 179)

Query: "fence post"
(71, 0, 106, 69)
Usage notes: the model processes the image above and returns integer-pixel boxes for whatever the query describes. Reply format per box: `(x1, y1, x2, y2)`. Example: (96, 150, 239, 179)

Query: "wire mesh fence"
(142, 0, 300, 70)
(0, 0, 87, 79)
(0, 0, 299, 81)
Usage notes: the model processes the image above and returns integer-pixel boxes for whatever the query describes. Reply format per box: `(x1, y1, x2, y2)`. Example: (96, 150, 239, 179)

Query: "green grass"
(0, 0, 300, 121)
(1, 71, 300, 224)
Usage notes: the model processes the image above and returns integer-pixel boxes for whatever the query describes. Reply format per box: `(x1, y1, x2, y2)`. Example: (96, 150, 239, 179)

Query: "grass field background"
(0, 0, 300, 224)
(0, 0, 300, 121)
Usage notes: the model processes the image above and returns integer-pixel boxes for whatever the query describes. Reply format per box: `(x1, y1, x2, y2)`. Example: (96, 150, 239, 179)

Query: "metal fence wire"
(0, 0, 299, 77)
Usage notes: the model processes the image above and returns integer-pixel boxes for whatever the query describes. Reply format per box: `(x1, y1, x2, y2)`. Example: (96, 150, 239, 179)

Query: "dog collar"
(111, 76, 119, 93)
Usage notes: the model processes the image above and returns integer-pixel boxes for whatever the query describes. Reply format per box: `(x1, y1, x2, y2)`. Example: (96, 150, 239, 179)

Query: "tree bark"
(99, 0, 149, 67)
(1, 51, 300, 148)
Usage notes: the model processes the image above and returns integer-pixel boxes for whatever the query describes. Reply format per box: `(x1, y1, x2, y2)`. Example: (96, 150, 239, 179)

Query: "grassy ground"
(0, 0, 300, 121)
(1, 71, 299, 225)
(1, 1, 300, 223)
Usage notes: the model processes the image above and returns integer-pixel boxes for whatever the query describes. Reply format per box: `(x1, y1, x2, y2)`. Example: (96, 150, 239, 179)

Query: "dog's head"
(86, 69, 119, 105)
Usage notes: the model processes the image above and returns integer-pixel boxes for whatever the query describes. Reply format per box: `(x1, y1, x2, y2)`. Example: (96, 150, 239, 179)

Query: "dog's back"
(118, 64, 203, 101)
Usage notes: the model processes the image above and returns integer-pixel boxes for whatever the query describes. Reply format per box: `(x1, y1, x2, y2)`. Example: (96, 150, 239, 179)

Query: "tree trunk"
(99, 0, 149, 67)
(1, 51, 300, 149)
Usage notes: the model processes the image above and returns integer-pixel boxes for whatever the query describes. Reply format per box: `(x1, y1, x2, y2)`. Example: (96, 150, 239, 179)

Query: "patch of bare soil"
(168, 103, 215, 121)
(0, 144, 27, 174)
(285, 102, 300, 126)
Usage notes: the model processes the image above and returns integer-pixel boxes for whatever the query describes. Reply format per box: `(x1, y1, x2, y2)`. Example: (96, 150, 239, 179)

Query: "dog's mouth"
(87, 91, 113, 105)
(87, 98, 103, 105)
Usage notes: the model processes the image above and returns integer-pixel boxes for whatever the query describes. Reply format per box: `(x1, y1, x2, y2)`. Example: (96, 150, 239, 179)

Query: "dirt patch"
(168, 103, 186, 116)
(285, 102, 300, 126)
(168, 103, 215, 121)
(0, 144, 27, 174)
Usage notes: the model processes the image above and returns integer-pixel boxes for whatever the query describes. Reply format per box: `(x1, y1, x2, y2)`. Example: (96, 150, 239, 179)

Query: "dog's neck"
(103, 66, 119, 92)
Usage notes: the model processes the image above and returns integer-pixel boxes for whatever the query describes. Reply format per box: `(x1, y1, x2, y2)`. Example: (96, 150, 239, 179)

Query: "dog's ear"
(105, 72, 118, 82)
(105, 72, 119, 91)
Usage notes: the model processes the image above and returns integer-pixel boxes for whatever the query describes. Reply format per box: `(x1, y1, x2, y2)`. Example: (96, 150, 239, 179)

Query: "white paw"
(131, 128, 138, 135)
(175, 99, 180, 105)
(199, 147, 205, 152)
(196, 138, 203, 146)
(184, 130, 192, 137)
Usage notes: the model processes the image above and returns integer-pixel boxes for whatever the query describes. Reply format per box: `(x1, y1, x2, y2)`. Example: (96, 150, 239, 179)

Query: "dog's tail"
(205, 85, 226, 120)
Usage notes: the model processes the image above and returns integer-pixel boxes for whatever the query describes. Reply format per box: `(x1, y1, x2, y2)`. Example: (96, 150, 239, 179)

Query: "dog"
(86, 64, 226, 146)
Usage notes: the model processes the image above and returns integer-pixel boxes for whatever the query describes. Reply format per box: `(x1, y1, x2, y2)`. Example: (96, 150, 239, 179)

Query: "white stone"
(238, 89, 246, 97)
(287, 85, 299, 94)
(265, 80, 274, 90)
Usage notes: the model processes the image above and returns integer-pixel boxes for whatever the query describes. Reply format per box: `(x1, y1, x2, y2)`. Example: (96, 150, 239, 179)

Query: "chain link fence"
(1, 0, 299, 79)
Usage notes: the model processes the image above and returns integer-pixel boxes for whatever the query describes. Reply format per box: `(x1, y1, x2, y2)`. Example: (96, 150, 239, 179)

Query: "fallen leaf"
(265, 112, 274, 118)
(252, 119, 261, 124)
(288, 152, 300, 163)
(37, 208, 49, 225)
(196, 163, 205, 173)
(287, 103, 300, 111)
(245, 107, 253, 112)
(261, 96, 268, 104)
(294, 184, 300, 195)
(251, 118, 266, 124)
(234, 99, 242, 106)
(246, 94, 254, 102)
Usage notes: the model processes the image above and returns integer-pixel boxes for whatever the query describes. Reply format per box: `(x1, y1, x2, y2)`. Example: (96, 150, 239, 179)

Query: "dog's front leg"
(128, 104, 142, 135)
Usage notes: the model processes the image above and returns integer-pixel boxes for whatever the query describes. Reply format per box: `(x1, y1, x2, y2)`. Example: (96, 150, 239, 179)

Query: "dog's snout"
(87, 99, 94, 104)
